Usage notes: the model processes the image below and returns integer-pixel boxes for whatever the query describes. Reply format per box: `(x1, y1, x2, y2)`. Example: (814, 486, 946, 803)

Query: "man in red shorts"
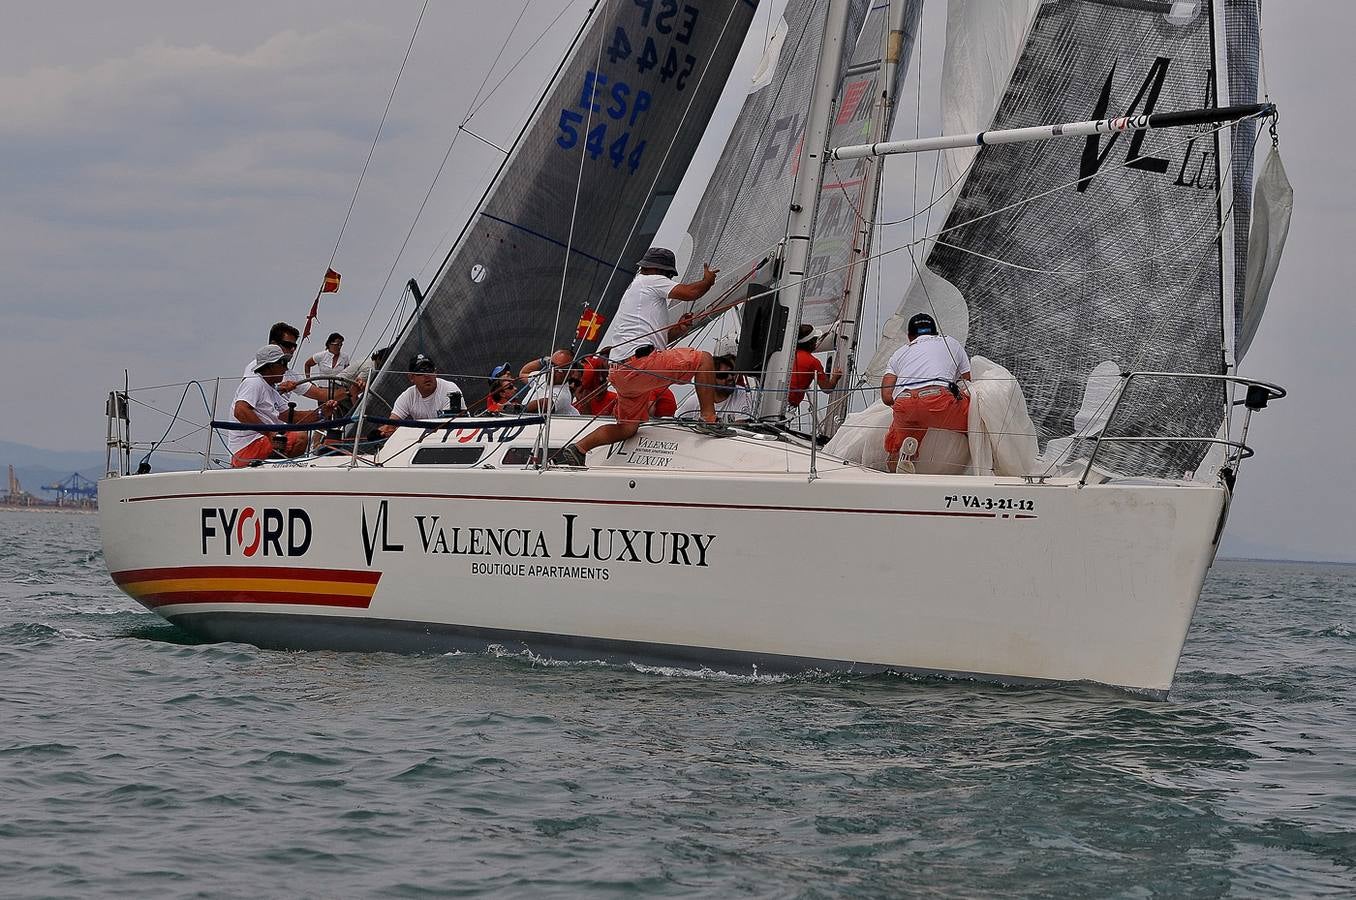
(879, 313, 971, 473)
(556, 247, 722, 467)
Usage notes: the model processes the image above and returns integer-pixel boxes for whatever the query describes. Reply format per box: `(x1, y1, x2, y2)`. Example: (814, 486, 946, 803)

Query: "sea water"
(1, 509, 1352, 897)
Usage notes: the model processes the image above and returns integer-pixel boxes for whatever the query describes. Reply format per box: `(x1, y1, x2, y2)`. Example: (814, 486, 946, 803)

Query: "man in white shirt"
(676, 355, 753, 423)
(240, 322, 333, 405)
(229, 345, 337, 467)
(879, 313, 971, 473)
(556, 247, 724, 467)
(518, 349, 580, 416)
(382, 353, 463, 436)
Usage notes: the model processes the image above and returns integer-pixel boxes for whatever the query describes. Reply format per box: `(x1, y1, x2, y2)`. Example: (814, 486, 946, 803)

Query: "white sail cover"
(376, 0, 758, 407)
(869, 0, 1268, 479)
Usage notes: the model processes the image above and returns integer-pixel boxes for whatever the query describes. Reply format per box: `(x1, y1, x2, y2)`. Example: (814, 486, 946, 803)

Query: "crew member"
(241, 322, 334, 405)
(519, 349, 580, 416)
(676, 354, 753, 423)
(484, 362, 518, 413)
(229, 346, 337, 467)
(382, 354, 464, 436)
(555, 247, 723, 467)
(880, 313, 971, 473)
(787, 324, 843, 408)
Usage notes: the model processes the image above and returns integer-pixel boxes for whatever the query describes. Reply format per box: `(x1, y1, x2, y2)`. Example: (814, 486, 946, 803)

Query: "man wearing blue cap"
(879, 313, 971, 473)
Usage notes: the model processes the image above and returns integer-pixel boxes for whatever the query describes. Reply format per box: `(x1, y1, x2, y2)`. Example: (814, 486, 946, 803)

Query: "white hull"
(100, 422, 1227, 697)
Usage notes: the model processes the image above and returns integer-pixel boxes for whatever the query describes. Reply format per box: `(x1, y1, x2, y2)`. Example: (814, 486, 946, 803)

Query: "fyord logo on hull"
(201, 507, 312, 557)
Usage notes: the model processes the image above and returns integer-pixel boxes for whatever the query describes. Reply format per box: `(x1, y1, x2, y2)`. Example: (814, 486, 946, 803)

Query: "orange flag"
(322, 268, 341, 293)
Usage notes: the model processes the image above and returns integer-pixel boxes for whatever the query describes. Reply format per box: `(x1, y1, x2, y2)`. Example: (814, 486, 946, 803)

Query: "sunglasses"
(278, 340, 298, 350)
(714, 372, 734, 381)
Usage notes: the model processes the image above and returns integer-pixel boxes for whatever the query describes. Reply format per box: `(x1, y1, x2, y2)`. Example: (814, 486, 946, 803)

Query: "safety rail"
(1079, 371, 1286, 487)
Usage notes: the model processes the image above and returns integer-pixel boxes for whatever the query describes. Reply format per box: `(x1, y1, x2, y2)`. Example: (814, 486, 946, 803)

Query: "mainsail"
(376, 0, 757, 405)
(868, 0, 1267, 478)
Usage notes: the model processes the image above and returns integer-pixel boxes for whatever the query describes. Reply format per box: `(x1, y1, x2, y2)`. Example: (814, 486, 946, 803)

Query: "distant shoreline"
(0, 504, 96, 516)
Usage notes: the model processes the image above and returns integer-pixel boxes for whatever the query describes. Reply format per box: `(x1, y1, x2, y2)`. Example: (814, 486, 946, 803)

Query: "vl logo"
(361, 499, 404, 566)
(1077, 56, 1220, 194)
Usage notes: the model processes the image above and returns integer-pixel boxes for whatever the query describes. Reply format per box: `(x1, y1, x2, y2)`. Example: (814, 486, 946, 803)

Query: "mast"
(756, 0, 856, 420)
(827, 0, 910, 432)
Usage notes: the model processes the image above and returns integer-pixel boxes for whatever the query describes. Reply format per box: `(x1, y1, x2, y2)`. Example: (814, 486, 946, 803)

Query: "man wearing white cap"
(229, 345, 337, 467)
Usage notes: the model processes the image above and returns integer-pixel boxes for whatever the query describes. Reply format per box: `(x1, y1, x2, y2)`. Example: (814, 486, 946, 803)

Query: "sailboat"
(100, 0, 1292, 697)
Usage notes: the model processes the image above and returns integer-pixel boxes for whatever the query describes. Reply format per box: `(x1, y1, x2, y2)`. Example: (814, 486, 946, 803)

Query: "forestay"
(377, 0, 758, 409)
(868, 0, 1267, 479)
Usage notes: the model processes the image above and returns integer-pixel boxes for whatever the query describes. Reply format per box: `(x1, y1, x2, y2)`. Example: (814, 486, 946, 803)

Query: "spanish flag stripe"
(112, 566, 380, 586)
(135, 590, 373, 610)
(120, 578, 375, 598)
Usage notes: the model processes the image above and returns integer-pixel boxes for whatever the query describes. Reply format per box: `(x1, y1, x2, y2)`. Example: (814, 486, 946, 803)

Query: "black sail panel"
(377, 0, 758, 407)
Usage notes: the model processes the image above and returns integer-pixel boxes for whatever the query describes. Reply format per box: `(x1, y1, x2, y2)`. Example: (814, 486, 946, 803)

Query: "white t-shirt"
(390, 378, 463, 421)
(605, 273, 681, 360)
(241, 358, 306, 400)
(309, 350, 350, 377)
(228, 375, 290, 455)
(523, 375, 580, 416)
(884, 335, 970, 400)
(676, 385, 754, 422)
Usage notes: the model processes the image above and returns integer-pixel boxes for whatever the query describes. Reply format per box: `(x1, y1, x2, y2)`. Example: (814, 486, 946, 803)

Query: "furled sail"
(376, 0, 758, 405)
(869, 0, 1268, 478)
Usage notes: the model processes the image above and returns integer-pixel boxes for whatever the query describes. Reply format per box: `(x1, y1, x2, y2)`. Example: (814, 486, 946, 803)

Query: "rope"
(301, 0, 428, 358)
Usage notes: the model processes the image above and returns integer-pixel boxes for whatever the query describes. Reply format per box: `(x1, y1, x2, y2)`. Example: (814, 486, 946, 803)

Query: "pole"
(831, 103, 1274, 161)
(756, 0, 855, 420)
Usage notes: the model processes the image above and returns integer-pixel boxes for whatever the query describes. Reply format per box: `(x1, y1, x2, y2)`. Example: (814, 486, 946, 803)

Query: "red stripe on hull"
(134, 589, 374, 610)
(111, 566, 381, 586)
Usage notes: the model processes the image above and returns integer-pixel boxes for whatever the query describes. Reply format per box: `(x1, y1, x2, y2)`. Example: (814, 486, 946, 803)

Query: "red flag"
(301, 296, 320, 342)
(322, 268, 341, 293)
(576, 307, 606, 342)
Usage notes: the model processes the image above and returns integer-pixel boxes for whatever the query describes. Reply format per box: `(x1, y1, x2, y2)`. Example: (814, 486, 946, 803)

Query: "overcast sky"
(0, 1, 1350, 561)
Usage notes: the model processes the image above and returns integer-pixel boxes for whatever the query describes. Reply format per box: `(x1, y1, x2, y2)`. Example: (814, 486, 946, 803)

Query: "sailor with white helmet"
(879, 313, 971, 473)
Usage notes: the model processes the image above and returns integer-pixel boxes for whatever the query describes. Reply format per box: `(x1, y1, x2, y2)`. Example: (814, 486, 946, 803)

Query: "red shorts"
(609, 347, 706, 424)
(230, 431, 307, 468)
(884, 391, 970, 455)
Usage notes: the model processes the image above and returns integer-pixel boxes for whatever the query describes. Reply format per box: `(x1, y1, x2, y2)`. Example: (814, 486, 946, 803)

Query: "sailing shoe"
(692, 421, 734, 438)
(553, 444, 588, 468)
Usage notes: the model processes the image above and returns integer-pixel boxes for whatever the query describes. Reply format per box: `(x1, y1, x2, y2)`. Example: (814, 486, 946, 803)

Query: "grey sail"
(678, 0, 872, 286)
(871, 0, 1262, 479)
(801, 0, 923, 327)
(376, 0, 758, 407)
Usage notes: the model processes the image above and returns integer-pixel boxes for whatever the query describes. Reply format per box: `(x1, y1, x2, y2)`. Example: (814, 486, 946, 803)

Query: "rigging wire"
(354, 0, 591, 353)
(306, 0, 428, 352)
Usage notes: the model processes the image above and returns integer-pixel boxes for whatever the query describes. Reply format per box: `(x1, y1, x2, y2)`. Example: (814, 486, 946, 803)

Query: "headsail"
(869, 0, 1268, 478)
(376, 0, 758, 405)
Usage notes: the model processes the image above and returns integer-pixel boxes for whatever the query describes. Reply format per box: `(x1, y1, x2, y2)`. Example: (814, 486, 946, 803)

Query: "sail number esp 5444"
(556, 1, 704, 173)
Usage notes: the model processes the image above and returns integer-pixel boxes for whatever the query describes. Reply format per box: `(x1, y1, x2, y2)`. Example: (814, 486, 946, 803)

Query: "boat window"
(502, 447, 558, 466)
(411, 446, 486, 466)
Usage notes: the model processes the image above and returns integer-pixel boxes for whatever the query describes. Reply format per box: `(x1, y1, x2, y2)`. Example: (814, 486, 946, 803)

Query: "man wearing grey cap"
(228, 345, 337, 467)
(556, 247, 724, 467)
